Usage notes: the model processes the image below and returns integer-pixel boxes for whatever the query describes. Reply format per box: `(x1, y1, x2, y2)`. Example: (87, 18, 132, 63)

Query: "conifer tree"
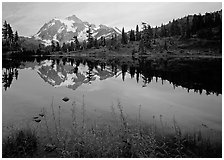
(100, 36, 104, 46)
(94, 38, 99, 48)
(185, 16, 191, 38)
(62, 42, 67, 52)
(86, 25, 94, 48)
(14, 31, 19, 42)
(73, 36, 80, 50)
(130, 30, 135, 41)
(56, 42, 60, 51)
(51, 40, 55, 52)
(70, 41, 75, 51)
(7, 24, 13, 44)
(136, 25, 141, 41)
(103, 37, 106, 46)
(141, 23, 152, 49)
(121, 27, 127, 44)
(82, 40, 87, 50)
(154, 26, 158, 38)
(2, 20, 8, 39)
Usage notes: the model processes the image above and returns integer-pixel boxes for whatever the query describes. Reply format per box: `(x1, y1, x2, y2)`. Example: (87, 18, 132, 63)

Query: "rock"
(33, 116, 39, 119)
(62, 97, 69, 102)
(34, 119, 41, 123)
(39, 113, 44, 117)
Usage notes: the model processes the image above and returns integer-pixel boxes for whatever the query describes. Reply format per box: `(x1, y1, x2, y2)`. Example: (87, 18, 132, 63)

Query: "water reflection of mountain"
(36, 58, 117, 90)
(2, 56, 222, 95)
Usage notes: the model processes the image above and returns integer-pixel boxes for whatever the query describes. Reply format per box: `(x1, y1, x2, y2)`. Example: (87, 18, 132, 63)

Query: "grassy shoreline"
(2, 98, 222, 158)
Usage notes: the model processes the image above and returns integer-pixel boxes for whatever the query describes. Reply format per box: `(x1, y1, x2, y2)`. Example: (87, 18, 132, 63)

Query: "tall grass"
(2, 128, 38, 158)
(2, 98, 222, 158)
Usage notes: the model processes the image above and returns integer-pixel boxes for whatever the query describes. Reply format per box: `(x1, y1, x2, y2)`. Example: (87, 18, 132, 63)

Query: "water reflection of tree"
(116, 57, 221, 95)
(86, 61, 94, 83)
(3, 55, 221, 96)
(129, 65, 135, 79)
(121, 64, 128, 81)
(2, 68, 19, 91)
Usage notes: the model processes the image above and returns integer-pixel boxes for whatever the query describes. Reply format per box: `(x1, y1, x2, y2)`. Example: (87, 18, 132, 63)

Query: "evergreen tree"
(70, 41, 75, 51)
(138, 39, 145, 54)
(56, 42, 60, 51)
(86, 25, 94, 48)
(174, 20, 181, 35)
(214, 12, 222, 26)
(14, 31, 19, 50)
(51, 40, 55, 52)
(62, 42, 67, 52)
(154, 26, 158, 38)
(191, 14, 198, 34)
(164, 40, 168, 50)
(141, 23, 153, 49)
(129, 29, 135, 41)
(14, 31, 19, 42)
(185, 16, 191, 38)
(160, 23, 167, 37)
(73, 36, 80, 50)
(7, 24, 13, 44)
(94, 38, 99, 48)
(204, 12, 213, 28)
(103, 37, 106, 46)
(136, 25, 141, 41)
(170, 20, 181, 36)
(2, 20, 8, 39)
(82, 40, 87, 50)
(170, 19, 176, 36)
(121, 27, 128, 44)
(100, 36, 104, 46)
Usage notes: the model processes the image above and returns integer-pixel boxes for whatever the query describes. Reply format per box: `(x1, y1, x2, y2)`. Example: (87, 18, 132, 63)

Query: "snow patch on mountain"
(54, 18, 77, 32)
(58, 72, 65, 79)
(53, 34, 58, 42)
(55, 73, 76, 87)
(114, 27, 121, 34)
(42, 39, 52, 46)
(92, 32, 98, 37)
(58, 26, 65, 33)
(77, 29, 88, 42)
(42, 60, 53, 66)
(78, 64, 89, 74)
(48, 22, 55, 27)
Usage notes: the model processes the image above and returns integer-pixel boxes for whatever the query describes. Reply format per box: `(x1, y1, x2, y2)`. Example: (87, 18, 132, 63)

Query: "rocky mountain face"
(34, 15, 121, 46)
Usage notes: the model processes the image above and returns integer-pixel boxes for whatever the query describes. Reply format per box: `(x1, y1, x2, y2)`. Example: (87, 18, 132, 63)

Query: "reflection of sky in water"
(2, 59, 222, 140)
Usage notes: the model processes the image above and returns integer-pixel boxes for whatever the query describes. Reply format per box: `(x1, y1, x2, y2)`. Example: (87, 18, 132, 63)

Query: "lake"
(2, 55, 222, 141)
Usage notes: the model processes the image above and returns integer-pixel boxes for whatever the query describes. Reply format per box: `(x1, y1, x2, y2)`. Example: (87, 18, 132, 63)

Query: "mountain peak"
(66, 15, 82, 23)
(99, 24, 109, 29)
(35, 15, 122, 45)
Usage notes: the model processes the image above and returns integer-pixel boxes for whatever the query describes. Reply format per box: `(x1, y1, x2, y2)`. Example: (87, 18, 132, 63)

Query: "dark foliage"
(2, 129, 38, 158)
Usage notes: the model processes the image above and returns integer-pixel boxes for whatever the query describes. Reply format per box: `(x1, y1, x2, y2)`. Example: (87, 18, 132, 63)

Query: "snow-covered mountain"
(34, 15, 121, 46)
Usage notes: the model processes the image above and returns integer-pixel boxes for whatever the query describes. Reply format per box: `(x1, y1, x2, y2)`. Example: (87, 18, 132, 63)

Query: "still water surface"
(2, 56, 222, 139)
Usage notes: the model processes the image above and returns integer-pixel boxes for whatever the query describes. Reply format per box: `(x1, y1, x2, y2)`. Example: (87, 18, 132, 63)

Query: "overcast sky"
(2, 2, 222, 36)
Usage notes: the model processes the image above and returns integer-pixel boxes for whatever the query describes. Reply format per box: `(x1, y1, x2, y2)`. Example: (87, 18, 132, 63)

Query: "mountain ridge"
(34, 14, 121, 46)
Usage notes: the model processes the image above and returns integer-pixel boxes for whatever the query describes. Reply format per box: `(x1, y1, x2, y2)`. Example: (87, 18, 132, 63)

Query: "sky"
(2, 2, 222, 36)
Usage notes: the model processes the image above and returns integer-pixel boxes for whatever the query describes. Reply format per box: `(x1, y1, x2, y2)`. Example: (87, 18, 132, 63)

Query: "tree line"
(2, 10, 221, 55)
(2, 21, 20, 52)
